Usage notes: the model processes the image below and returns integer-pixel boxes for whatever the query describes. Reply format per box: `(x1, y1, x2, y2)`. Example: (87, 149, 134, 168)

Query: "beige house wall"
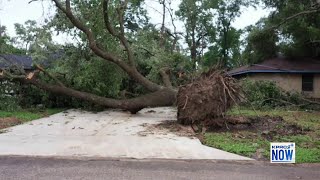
(245, 73, 320, 98)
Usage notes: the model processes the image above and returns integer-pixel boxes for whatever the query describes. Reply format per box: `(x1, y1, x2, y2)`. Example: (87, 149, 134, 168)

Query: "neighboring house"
(0, 52, 63, 75)
(228, 57, 320, 98)
(0, 55, 34, 95)
(0, 53, 62, 97)
(0, 54, 33, 74)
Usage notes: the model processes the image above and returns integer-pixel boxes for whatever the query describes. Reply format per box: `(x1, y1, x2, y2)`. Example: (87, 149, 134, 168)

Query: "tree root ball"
(177, 70, 241, 125)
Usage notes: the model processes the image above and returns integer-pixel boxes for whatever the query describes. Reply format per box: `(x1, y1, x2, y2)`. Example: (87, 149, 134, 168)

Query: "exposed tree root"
(177, 70, 241, 125)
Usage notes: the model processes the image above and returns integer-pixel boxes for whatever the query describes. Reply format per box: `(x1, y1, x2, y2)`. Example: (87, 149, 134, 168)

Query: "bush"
(0, 80, 73, 110)
(0, 95, 21, 111)
(0, 81, 21, 111)
(241, 79, 320, 110)
(242, 80, 284, 108)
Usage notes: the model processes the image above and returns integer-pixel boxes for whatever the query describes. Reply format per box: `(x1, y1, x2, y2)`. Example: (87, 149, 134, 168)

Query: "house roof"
(0, 54, 33, 70)
(228, 57, 320, 76)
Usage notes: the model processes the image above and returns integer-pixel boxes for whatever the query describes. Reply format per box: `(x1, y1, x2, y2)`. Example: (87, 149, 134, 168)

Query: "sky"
(0, 0, 270, 44)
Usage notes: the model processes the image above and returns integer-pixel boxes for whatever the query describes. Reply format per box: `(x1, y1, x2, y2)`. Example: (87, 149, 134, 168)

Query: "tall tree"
(243, 0, 320, 63)
(14, 20, 56, 57)
(203, 0, 257, 69)
(0, 25, 24, 54)
(268, 0, 320, 58)
(176, 0, 216, 69)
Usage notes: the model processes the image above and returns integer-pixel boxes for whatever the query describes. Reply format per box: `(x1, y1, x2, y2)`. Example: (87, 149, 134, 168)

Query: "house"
(0, 55, 34, 95)
(0, 54, 33, 75)
(228, 57, 320, 98)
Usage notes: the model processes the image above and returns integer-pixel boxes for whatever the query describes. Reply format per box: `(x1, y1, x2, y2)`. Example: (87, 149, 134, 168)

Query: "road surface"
(0, 156, 319, 180)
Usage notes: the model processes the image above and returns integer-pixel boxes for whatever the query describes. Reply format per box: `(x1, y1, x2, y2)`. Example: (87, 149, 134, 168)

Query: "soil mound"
(206, 116, 305, 140)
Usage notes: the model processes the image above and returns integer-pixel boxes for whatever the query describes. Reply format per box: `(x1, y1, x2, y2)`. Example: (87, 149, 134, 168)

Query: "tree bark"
(159, 68, 173, 88)
(23, 78, 177, 114)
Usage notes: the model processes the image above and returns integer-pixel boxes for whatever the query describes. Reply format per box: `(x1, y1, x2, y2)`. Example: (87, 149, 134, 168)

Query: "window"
(302, 74, 314, 92)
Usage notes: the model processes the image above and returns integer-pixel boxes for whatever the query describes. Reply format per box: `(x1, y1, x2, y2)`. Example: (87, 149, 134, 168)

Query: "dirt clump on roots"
(177, 70, 241, 125)
(0, 117, 22, 130)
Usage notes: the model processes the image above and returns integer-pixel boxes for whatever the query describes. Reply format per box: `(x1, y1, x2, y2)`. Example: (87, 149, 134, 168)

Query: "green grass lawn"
(0, 108, 65, 123)
(204, 108, 320, 163)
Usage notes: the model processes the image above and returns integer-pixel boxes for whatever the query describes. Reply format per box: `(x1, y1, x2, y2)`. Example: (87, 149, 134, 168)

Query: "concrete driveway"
(0, 107, 252, 160)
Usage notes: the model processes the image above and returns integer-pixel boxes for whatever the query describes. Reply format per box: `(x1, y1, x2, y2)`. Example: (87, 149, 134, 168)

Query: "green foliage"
(242, 80, 283, 108)
(0, 25, 24, 54)
(0, 81, 21, 111)
(241, 79, 319, 110)
(50, 45, 124, 108)
(203, 28, 242, 69)
(244, 0, 320, 60)
(176, 0, 216, 68)
(177, 0, 258, 69)
(0, 95, 20, 112)
(127, 28, 193, 89)
(14, 20, 57, 56)
(0, 80, 68, 110)
(147, 52, 193, 86)
(47, 0, 158, 98)
(204, 0, 251, 68)
(242, 26, 279, 64)
(13, 20, 60, 63)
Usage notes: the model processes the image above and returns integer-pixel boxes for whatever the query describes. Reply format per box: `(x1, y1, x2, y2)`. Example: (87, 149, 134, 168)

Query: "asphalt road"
(0, 157, 319, 180)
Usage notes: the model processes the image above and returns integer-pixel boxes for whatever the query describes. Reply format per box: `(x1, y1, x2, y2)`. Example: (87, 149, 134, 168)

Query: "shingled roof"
(228, 57, 320, 76)
(0, 55, 33, 70)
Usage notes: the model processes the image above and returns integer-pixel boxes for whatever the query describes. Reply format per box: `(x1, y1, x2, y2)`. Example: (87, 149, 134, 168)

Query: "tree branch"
(270, 7, 320, 30)
(0, 69, 26, 80)
(159, 0, 166, 48)
(35, 64, 65, 87)
(52, 0, 120, 63)
(160, 68, 173, 88)
(103, 0, 135, 67)
(102, 0, 119, 37)
(166, 3, 180, 53)
(196, 33, 208, 47)
(51, 0, 162, 92)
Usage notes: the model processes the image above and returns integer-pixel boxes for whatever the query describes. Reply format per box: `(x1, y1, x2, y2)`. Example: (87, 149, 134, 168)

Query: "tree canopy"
(243, 0, 320, 63)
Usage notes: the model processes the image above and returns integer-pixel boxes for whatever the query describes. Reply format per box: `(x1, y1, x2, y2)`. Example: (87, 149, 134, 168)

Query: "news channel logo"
(270, 142, 295, 163)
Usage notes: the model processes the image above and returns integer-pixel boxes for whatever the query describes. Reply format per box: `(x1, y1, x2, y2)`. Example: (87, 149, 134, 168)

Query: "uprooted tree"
(0, 0, 240, 124)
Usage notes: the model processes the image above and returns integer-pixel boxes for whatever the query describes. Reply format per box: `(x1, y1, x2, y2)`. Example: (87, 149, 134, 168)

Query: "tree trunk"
(23, 78, 177, 114)
(191, 45, 197, 70)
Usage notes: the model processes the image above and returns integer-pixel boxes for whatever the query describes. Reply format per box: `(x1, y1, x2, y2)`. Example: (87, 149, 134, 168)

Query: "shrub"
(0, 81, 21, 111)
(241, 79, 319, 110)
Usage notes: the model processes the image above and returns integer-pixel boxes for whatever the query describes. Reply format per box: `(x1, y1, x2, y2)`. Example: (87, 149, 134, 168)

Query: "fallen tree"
(1, 0, 177, 113)
(0, 0, 240, 122)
